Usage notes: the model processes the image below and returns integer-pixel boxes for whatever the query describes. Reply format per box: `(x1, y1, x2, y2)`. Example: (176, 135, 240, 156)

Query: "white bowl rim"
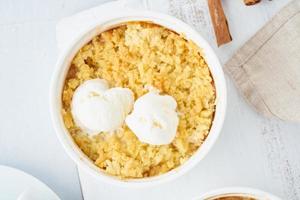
(50, 8, 227, 187)
(195, 187, 282, 200)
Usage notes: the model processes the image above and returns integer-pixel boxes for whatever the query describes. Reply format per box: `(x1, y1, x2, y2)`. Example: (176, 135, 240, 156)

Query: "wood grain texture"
(260, 119, 300, 199)
(0, 0, 299, 200)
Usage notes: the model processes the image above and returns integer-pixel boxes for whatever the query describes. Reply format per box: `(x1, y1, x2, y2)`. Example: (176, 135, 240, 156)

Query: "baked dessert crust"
(62, 22, 216, 179)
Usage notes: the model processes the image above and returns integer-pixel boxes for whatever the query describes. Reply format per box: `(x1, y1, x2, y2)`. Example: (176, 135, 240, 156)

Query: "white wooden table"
(0, 0, 299, 199)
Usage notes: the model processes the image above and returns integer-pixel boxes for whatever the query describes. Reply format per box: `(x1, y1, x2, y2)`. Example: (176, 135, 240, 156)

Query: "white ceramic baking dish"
(50, 1, 227, 187)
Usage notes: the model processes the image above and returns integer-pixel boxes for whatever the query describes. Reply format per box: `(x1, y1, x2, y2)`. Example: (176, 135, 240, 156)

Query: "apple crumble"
(208, 197, 256, 200)
(62, 22, 216, 179)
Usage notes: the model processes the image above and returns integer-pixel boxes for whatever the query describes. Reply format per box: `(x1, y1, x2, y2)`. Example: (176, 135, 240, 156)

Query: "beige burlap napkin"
(225, 0, 300, 122)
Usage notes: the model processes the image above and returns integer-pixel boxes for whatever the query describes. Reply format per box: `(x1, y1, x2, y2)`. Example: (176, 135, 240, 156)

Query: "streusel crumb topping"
(62, 22, 216, 179)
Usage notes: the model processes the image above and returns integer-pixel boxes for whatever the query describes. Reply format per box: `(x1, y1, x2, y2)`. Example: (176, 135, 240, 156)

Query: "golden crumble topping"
(62, 22, 216, 179)
(209, 197, 257, 200)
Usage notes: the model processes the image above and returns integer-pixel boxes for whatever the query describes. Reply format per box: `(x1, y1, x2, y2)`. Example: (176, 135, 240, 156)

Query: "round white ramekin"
(196, 187, 282, 200)
(50, 2, 227, 187)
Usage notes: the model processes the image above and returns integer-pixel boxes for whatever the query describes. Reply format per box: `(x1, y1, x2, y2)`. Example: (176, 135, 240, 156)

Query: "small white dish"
(0, 165, 60, 200)
(196, 187, 282, 200)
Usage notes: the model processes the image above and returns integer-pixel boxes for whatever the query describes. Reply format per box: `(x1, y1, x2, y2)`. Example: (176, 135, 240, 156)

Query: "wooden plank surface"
(0, 0, 299, 200)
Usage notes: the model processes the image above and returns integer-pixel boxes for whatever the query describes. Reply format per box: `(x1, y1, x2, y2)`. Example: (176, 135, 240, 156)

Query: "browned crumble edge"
(61, 22, 216, 179)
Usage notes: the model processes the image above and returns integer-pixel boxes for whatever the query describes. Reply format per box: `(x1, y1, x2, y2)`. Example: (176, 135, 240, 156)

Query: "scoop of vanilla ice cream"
(125, 90, 179, 145)
(71, 79, 134, 135)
